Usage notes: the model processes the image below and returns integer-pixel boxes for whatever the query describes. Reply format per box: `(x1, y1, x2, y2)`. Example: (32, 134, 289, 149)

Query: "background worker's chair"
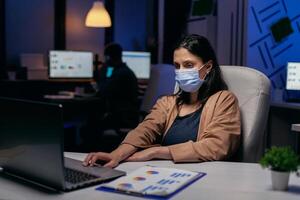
(140, 64, 176, 113)
(220, 65, 271, 162)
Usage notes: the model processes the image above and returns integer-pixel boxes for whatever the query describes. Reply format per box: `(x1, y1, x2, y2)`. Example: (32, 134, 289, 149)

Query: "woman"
(83, 34, 241, 168)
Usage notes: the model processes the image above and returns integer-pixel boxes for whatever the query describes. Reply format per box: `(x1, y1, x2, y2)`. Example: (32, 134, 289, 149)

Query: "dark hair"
(104, 43, 122, 61)
(175, 34, 227, 105)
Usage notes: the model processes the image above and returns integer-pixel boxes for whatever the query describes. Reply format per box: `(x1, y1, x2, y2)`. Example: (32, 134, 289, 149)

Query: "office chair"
(220, 65, 271, 162)
(140, 64, 176, 114)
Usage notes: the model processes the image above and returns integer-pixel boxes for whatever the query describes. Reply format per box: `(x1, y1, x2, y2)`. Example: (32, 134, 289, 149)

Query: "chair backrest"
(220, 65, 271, 162)
(140, 64, 176, 113)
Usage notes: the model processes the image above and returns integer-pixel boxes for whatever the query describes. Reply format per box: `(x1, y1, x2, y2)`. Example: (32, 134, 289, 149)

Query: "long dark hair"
(175, 34, 227, 105)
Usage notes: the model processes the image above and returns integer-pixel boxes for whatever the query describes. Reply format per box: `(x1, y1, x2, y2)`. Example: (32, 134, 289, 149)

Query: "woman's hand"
(126, 147, 172, 162)
(83, 152, 121, 168)
(83, 144, 138, 168)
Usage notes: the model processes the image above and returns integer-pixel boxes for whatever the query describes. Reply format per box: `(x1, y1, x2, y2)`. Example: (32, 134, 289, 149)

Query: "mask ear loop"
(203, 71, 209, 81)
(205, 60, 214, 75)
(198, 63, 207, 71)
(198, 61, 212, 80)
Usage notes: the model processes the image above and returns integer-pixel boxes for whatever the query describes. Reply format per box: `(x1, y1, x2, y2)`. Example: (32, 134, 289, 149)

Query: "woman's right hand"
(83, 152, 121, 168)
(83, 144, 138, 168)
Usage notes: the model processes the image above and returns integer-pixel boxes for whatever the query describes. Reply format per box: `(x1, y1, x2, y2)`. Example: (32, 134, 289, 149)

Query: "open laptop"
(0, 97, 125, 191)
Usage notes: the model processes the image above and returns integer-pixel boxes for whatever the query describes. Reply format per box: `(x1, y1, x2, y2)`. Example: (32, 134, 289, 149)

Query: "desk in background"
(0, 80, 103, 151)
(292, 124, 300, 132)
(0, 152, 300, 200)
(291, 124, 300, 154)
(0, 80, 95, 101)
(267, 101, 300, 152)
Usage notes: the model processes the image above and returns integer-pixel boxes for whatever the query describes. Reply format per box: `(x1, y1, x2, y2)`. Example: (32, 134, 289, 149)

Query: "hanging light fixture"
(85, 1, 111, 27)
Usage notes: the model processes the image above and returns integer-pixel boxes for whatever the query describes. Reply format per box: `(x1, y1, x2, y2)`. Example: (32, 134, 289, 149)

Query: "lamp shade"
(85, 1, 111, 27)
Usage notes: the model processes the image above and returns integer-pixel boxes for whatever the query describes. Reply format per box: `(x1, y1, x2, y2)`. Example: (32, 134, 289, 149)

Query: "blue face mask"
(175, 65, 207, 93)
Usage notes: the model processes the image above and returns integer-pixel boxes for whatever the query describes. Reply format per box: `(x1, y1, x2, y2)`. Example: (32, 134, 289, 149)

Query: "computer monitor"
(49, 50, 93, 79)
(286, 62, 300, 90)
(285, 62, 300, 102)
(122, 51, 151, 79)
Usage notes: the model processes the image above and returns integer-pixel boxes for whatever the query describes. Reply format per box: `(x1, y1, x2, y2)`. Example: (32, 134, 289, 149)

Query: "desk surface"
(1, 152, 300, 200)
(271, 101, 300, 110)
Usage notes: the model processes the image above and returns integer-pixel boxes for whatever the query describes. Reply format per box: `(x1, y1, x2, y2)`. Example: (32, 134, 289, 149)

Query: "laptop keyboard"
(65, 168, 98, 184)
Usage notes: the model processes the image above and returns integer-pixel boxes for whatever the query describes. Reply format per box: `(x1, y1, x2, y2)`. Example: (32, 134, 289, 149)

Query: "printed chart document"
(97, 165, 206, 198)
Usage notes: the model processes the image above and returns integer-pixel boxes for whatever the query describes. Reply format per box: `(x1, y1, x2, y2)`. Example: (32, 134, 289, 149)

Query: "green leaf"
(259, 146, 300, 172)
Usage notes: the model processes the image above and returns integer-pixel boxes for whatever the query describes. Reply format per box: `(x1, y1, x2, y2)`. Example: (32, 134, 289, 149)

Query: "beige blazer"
(121, 90, 241, 163)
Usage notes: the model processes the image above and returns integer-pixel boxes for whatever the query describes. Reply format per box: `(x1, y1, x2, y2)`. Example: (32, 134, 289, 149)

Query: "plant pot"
(271, 170, 290, 191)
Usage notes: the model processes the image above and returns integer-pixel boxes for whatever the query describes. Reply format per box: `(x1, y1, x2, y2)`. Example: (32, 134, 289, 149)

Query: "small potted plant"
(260, 146, 299, 190)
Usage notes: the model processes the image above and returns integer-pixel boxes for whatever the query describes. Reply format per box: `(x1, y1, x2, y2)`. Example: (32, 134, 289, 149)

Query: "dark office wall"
(163, 0, 191, 63)
(0, 0, 7, 79)
(146, 0, 158, 63)
(55, 0, 66, 50)
(4, 0, 153, 66)
(114, 0, 148, 51)
(0, 0, 5, 66)
(4, 0, 107, 65)
(5, 0, 55, 67)
(104, 0, 114, 45)
(66, 0, 105, 58)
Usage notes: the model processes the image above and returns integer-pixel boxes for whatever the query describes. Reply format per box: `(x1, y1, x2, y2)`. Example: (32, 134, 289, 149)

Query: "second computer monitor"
(49, 50, 93, 79)
(122, 51, 151, 79)
(286, 62, 300, 90)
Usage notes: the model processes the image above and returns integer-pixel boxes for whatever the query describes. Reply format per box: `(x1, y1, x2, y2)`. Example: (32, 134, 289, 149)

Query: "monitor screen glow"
(286, 62, 300, 90)
(49, 51, 93, 79)
(122, 51, 151, 79)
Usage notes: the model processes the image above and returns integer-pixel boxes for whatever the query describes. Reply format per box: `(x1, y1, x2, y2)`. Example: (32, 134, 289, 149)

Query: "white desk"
(271, 101, 300, 110)
(1, 152, 300, 200)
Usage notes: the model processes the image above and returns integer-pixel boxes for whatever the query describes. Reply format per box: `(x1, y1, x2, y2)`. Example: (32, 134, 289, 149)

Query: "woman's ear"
(206, 60, 213, 73)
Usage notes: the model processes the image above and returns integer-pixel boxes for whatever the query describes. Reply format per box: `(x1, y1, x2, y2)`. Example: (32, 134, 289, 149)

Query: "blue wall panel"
(247, 0, 300, 89)
(114, 0, 147, 51)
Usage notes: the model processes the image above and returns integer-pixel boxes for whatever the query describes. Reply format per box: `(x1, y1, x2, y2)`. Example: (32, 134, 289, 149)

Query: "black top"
(161, 107, 202, 146)
(95, 62, 139, 128)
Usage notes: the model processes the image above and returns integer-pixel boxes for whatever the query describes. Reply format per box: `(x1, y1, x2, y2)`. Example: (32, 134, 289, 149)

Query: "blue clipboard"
(96, 171, 206, 199)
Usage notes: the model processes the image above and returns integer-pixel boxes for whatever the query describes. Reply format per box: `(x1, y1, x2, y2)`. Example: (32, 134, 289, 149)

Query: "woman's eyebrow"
(182, 60, 195, 64)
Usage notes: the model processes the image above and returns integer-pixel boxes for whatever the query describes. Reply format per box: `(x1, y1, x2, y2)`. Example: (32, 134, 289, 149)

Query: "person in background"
(84, 34, 241, 167)
(82, 43, 139, 151)
(95, 43, 139, 130)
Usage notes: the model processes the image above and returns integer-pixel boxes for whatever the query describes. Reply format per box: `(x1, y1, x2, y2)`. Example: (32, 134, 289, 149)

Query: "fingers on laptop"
(83, 152, 94, 166)
(83, 152, 111, 166)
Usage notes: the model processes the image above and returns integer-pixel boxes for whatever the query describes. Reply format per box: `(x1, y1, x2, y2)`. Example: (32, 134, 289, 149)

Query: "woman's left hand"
(126, 147, 172, 162)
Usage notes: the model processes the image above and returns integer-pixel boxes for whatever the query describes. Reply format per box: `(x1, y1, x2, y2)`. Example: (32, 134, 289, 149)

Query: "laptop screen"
(0, 98, 65, 189)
